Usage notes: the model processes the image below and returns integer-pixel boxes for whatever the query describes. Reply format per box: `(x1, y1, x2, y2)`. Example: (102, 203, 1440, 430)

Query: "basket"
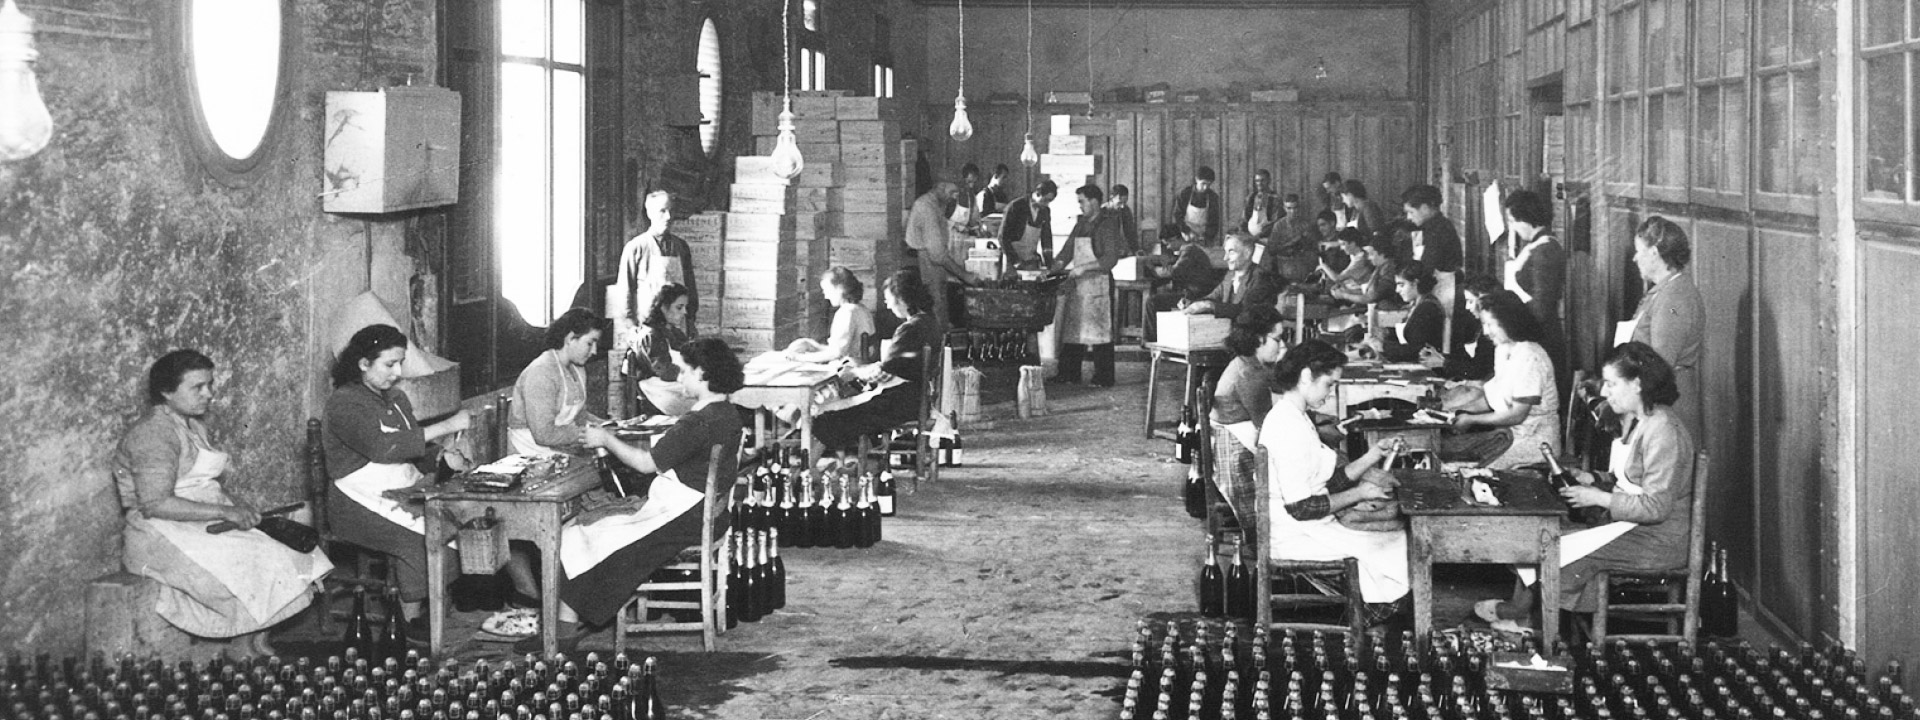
(958, 284, 1059, 330)
(456, 508, 509, 575)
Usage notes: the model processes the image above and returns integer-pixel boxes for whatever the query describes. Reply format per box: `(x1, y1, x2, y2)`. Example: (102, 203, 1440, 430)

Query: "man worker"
(1170, 166, 1223, 245)
(999, 180, 1059, 272)
(1401, 184, 1463, 347)
(975, 164, 1013, 217)
(1244, 169, 1282, 243)
(1182, 232, 1282, 321)
(905, 180, 982, 335)
(1053, 184, 1129, 387)
(609, 190, 698, 414)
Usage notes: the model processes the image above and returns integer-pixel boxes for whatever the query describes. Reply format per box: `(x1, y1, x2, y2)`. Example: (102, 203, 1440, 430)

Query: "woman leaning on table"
(323, 324, 472, 628)
(1366, 260, 1448, 366)
(1475, 341, 1697, 631)
(808, 269, 934, 467)
(1438, 291, 1561, 470)
(1625, 216, 1705, 444)
(1209, 304, 1289, 532)
(1260, 339, 1410, 623)
(114, 350, 333, 651)
(783, 266, 876, 365)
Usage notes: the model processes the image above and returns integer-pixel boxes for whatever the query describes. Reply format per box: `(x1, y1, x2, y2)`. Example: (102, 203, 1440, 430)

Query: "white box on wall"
(323, 87, 462, 213)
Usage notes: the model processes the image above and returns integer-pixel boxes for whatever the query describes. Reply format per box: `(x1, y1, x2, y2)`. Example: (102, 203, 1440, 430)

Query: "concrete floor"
(278, 357, 1772, 719)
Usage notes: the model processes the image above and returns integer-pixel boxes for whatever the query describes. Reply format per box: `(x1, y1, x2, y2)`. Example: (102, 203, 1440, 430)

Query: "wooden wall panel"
(1859, 236, 1920, 674)
(1691, 219, 1756, 584)
(1751, 227, 1829, 640)
(1139, 111, 1164, 237)
(1112, 114, 1138, 205)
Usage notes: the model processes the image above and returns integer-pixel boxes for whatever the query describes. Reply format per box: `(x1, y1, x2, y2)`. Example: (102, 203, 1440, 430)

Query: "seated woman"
(1476, 342, 1697, 632)
(323, 324, 472, 630)
(1366, 260, 1447, 365)
(1304, 227, 1372, 296)
(809, 269, 933, 468)
(628, 283, 692, 416)
(1210, 304, 1289, 531)
(1444, 275, 1501, 381)
(782, 266, 875, 364)
(114, 350, 334, 652)
(1329, 232, 1399, 307)
(1438, 292, 1561, 469)
(1260, 339, 1410, 623)
(534, 337, 744, 652)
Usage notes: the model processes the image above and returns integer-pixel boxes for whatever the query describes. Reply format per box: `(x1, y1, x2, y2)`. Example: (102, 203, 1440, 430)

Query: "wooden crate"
(799, 142, 841, 160)
(1047, 134, 1089, 155)
(725, 212, 797, 241)
(841, 188, 892, 212)
(721, 295, 807, 328)
(793, 187, 844, 213)
(829, 236, 878, 267)
(792, 119, 840, 145)
(1155, 312, 1231, 350)
(685, 240, 724, 269)
(839, 142, 900, 167)
(734, 157, 794, 186)
(834, 96, 899, 120)
(723, 238, 798, 270)
(794, 162, 844, 188)
(792, 94, 839, 119)
(838, 120, 901, 145)
(1050, 114, 1118, 135)
(722, 269, 805, 300)
(1040, 153, 1100, 176)
(792, 211, 843, 239)
(729, 183, 796, 215)
(841, 167, 899, 192)
(841, 211, 895, 239)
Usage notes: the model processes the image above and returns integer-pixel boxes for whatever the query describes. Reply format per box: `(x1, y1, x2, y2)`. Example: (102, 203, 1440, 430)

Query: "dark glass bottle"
(876, 468, 897, 517)
(1226, 540, 1252, 622)
(1185, 465, 1208, 520)
(1199, 539, 1226, 618)
(380, 588, 410, 665)
(1709, 546, 1740, 639)
(736, 531, 762, 623)
(777, 457, 800, 546)
(1176, 404, 1197, 464)
(831, 474, 856, 549)
(768, 529, 787, 611)
(750, 531, 774, 620)
(808, 476, 834, 548)
(791, 477, 817, 549)
(723, 533, 744, 629)
(853, 473, 878, 548)
(1541, 442, 1608, 525)
(636, 658, 665, 720)
(343, 588, 375, 659)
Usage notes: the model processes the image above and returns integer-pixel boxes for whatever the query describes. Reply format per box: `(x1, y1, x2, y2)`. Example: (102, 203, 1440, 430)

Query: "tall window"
(797, 1, 826, 91)
(1861, 0, 1919, 204)
(873, 15, 894, 98)
(873, 64, 894, 97)
(1754, 0, 1827, 197)
(1692, 0, 1750, 196)
(497, 0, 585, 326)
(801, 48, 828, 91)
(1604, 2, 1643, 187)
(698, 19, 723, 155)
(1643, 0, 1688, 189)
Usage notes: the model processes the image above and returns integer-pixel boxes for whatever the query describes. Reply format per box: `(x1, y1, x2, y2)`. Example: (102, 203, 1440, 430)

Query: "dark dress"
(1379, 295, 1447, 362)
(561, 400, 741, 626)
(322, 383, 435, 602)
(811, 313, 930, 451)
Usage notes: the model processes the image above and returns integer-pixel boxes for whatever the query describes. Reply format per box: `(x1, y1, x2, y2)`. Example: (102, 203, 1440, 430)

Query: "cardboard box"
(1047, 134, 1088, 155)
(1155, 312, 1231, 350)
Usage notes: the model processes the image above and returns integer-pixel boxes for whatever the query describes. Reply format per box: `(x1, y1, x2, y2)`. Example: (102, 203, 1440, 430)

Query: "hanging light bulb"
(771, 102, 805, 180)
(949, 0, 971, 142)
(949, 95, 973, 142)
(1019, 132, 1039, 169)
(771, 0, 803, 179)
(0, 0, 52, 162)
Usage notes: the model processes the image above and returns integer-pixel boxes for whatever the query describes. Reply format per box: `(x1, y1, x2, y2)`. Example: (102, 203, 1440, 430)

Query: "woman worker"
(1626, 216, 1705, 444)
(1367, 260, 1448, 365)
(542, 337, 744, 651)
(1261, 339, 1410, 624)
(324, 324, 472, 630)
(114, 350, 333, 651)
(1475, 342, 1696, 632)
(783, 267, 876, 364)
(809, 270, 934, 469)
(1439, 292, 1561, 469)
(1502, 189, 1569, 391)
(628, 283, 692, 416)
(1209, 304, 1288, 530)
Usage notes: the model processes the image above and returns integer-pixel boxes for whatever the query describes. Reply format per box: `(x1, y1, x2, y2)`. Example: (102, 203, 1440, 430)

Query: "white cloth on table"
(559, 470, 703, 579)
(1260, 403, 1410, 603)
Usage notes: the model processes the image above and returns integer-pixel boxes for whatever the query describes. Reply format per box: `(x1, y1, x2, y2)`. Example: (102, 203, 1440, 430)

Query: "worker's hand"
(1418, 346, 1447, 368)
(1353, 482, 1393, 503)
(221, 504, 262, 530)
(581, 425, 614, 449)
(1449, 412, 1475, 431)
(1561, 484, 1611, 509)
(1183, 301, 1215, 315)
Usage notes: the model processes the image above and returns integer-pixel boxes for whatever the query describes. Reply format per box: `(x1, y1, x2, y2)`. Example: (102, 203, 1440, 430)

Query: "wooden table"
(1278, 294, 1367, 345)
(1112, 277, 1158, 347)
(418, 458, 605, 657)
(1335, 362, 1442, 417)
(1399, 468, 1566, 654)
(1143, 342, 1234, 440)
(732, 359, 838, 470)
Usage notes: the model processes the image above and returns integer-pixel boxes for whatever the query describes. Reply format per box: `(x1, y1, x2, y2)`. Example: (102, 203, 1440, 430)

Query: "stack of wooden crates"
(742, 90, 916, 342)
(1038, 114, 1112, 262)
(680, 212, 726, 340)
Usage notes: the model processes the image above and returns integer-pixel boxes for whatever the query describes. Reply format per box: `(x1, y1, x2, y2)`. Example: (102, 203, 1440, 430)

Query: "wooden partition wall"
(922, 101, 1424, 237)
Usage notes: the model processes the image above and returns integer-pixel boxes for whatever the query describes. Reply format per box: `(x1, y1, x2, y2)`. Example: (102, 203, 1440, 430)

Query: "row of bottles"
(1702, 542, 1738, 639)
(339, 588, 412, 667)
(947, 329, 1035, 367)
(1, 650, 669, 720)
(723, 528, 788, 627)
(1118, 618, 1917, 720)
(732, 446, 886, 549)
(1197, 535, 1257, 621)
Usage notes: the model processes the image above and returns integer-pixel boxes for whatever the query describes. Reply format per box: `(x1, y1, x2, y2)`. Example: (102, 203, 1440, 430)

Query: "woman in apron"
(630, 284, 693, 416)
(1053, 184, 1127, 387)
(1439, 292, 1561, 469)
(1502, 190, 1569, 394)
(114, 350, 333, 651)
(1624, 216, 1705, 445)
(1370, 260, 1448, 366)
(1210, 305, 1288, 538)
(538, 337, 744, 652)
(1260, 340, 1410, 624)
(323, 324, 472, 630)
(810, 270, 934, 462)
(1474, 342, 1696, 631)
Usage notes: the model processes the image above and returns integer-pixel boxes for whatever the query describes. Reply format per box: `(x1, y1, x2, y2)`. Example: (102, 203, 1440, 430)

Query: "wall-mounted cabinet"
(323, 87, 463, 213)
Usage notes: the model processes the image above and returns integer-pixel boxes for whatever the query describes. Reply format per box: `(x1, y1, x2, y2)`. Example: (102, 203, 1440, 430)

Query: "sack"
(1336, 499, 1406, 532)
(254, 516, 321, 553)
(1441, 383, 1492, 415)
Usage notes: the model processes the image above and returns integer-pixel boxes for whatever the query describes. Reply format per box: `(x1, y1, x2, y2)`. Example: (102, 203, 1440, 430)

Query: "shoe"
(508, 590, 541, 610)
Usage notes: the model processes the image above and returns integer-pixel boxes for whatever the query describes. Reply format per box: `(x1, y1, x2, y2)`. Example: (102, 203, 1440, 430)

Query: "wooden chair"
(1196, 376, 1241, 559)
(1251, 447, 1367, 647)
(858, 345, 941, 492)
(304, 418, 392, 634)
(1561, 369, 1604, 471)
(615, 446, 737, 652)
(1591, 450, 1711, 643)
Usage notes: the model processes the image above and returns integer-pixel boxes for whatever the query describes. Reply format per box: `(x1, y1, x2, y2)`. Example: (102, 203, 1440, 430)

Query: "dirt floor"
(274, 356, 1769, 719)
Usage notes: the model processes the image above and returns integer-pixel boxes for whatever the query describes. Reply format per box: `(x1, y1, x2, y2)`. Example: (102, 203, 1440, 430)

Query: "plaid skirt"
(1211, 427, 1259, 531)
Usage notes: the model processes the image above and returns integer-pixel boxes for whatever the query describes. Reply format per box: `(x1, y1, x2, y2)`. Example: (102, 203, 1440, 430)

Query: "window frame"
(169, 0, 299, 187)
(494, 0, 588, 327)
(1690, 0, 1753, 210)
(797, 0, 827, 92)
(1855, 0, 1920, 225)
(1749, 0, 1824, 215)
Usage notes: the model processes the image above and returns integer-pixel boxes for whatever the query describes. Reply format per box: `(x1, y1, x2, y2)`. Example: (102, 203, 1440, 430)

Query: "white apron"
(559, 470, 704, 579)
(1058, 236, 1114, 345)
(1518, 435, 1646, 586)
(336, 462, 429, 535)
(1012, 219, 1045, 265)
(511, 357, 586, 454)
(1184, 199, 1210, 237)
(126, 444, 332, 637)
(1265, 407, 1410, 603)
(1503, 234, 1552, 305)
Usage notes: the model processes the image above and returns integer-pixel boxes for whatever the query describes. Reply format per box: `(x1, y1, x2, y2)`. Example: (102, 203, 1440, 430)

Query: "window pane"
(1913, 0, 1920, 39)
(1607, 100, 1625, 181)
(1648, 94, 1668, 185)
(803, 0, 820, 31)
(698, 19, 723, 154)
(1697, 85, 1723, 189)
(1647, 0, 1668, 86)
(1624, 96, 1642, 183)
(1665, 0, 1687, 87)
(1622, 5, 1641, 89)
(1609, 9, 1631, 94)
(498, 63, 550, 325)
(1758, 74, 1790, 192)
(552, 70, 585, 318)
(1865, 54, 1906, 198)
(1867, 0, 1904, 47)
(1724, 1, 1750, 75)
(1792, 71, 1822, 195)
(1726, 85, 1749, 189)
(1790, 0, 1827, 65)
(1760, 0, 1790, 67)
(552, 0, 582, 65)
(501, 0, 548, 58)
(1696, 0, 1721, 80)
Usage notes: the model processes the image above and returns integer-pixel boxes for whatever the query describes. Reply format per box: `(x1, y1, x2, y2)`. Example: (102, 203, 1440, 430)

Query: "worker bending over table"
(1436, 291, 1561, 469)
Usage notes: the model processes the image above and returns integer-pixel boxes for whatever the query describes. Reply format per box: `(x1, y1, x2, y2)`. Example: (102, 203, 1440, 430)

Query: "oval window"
(697, 19, 723, 156)
(181, 0, 288, 177)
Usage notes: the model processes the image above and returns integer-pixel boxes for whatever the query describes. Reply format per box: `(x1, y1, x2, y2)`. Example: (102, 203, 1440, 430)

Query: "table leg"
(539, 507, 564, 658)
(801, 403, 818, 485)
(1144, 350, 1162, 439)
(1538, 524, 1561, 651)
(1411, 520, 1436, 655)
(754, 409, 769, 456)
(425, 506, 452, 657)
(1183, 357, 1198, 408)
